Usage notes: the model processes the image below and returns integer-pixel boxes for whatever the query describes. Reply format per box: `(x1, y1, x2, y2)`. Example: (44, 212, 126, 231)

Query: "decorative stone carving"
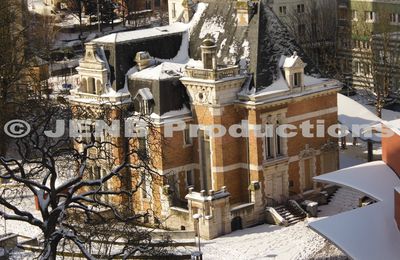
(299, 144, 316, 159)
(321, 140, 339, 152)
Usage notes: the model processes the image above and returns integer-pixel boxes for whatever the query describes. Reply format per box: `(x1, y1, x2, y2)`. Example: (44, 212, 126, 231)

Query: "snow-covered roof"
(310, 161, 400, 260)
(93, 23, 188, 44)
(240, 59, 334, 99)
(129, 62, 185, 81)
(135, 88, 153, 101)
(282, 53, 305, 68)
(338, 93, 383, 142)
(189, 1, 321, 92)
(150, 106, 192, 122)
(383, 119, 400, 136)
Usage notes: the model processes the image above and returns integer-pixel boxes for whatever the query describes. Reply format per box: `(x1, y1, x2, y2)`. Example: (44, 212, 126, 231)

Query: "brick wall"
(382, 125, 400, 177)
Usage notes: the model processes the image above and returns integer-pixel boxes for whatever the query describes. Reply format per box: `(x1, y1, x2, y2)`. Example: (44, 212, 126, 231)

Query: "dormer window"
(293, 73, 302, 87)
(134, 88, 154, 115)
(140, 99, 154, 115)
(282, 52, 306, 89)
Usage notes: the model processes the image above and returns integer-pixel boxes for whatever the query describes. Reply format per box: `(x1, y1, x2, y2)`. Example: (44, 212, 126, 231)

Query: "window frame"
(183, 128, 193, 146)
(297, 4, 305, 14)
(186, 169, 195, 188)
(264, 114, 286, 162)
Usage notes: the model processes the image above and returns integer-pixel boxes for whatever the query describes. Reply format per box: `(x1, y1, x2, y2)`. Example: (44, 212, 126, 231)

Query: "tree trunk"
(41, 235, 61, 260)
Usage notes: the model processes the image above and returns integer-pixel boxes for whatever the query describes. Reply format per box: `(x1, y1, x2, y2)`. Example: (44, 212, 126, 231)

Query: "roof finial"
(293, 51, 298, 57)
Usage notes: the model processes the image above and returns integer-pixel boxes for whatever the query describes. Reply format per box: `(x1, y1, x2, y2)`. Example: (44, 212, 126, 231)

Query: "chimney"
(236, 0, 251, 26)
(182, 0, 194, 23)
(135, 51, 152, 71)
(84, 42, 98, 61)
(201, 38, 217, 70)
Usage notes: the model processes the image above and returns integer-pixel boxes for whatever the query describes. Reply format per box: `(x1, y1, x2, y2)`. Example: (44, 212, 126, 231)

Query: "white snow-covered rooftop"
(384, 118, 400, 136)
(93, 23, 188, 44)
(338, 93, 382, 142)
(130, 62, 185, 80)
(313, 161, 399, 202)
(135, 88, 153, 101)
(282, 54, 303, 68)
(310, 161, 400, 260)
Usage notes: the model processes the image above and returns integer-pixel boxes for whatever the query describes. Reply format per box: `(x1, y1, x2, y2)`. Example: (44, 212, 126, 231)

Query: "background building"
(336, 0, 400, 114)
(268, 0, 337, 74)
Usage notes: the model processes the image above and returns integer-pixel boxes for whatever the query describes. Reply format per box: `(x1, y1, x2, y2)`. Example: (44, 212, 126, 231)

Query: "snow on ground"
(351, 90, 400, 121)
(202, 221, 325, 260)
(0, 192, 42, 238)
(27, 0, 53, 16)
(48, 74, 80, 93)
(198, 141, 368, 260)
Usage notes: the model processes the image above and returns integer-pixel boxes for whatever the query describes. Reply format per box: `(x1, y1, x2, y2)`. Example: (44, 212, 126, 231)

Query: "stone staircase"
(274, 202, 307, 226)
(319, 187, 371, 216)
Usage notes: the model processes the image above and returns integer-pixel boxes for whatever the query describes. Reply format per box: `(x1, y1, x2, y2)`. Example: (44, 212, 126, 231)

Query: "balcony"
(185, 65, 240, 81)
(69, 90, 131, 104)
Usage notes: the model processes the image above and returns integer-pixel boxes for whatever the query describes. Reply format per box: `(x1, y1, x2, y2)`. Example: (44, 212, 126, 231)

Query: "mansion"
(69, 0, 341, 239)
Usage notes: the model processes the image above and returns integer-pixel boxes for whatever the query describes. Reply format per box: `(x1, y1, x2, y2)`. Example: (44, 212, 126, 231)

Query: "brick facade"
(71, 35, 341, 239)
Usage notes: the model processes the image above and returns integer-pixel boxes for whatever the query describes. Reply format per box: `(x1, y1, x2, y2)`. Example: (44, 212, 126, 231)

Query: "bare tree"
(0, 98, 169, 259)
(0, 0, 58, 155)
(276, 0, 338, 76)
(62, 0, 87, 38)
(345, 3, 400, 117)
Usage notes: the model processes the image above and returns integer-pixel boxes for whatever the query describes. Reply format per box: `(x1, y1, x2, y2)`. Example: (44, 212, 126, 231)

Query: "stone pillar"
(249, 181, 264, 223)
(160, 185, 173, 219)
(185, 187, 231, 239)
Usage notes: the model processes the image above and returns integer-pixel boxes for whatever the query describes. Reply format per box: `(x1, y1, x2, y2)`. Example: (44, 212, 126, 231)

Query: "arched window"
(88, 77, 95, 94)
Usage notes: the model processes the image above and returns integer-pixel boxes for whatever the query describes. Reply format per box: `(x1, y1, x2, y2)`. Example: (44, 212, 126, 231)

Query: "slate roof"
(189, 0, 321, 91)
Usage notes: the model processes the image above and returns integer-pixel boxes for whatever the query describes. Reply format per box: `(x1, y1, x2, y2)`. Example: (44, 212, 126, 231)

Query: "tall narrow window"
(297, 4, 304, 13)
(266, 136, 273, 158)
(186, 170, 195, 188)
(365, 11, 376, 22)
(279, 6, 286, 15)
(141, 172, 152, 199)
(264, 115, 285, 161)
(293, 73, 301, 87)
(138, 136, 148, 160)
(276, 121, 282, 156)
(184, 128, 192, 146)
(265, 121, 274, 159)
(352, 10, 357, 21)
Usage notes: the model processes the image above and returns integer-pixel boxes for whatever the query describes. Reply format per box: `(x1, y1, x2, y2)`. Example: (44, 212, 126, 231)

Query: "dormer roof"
(282, 52, 306, 69)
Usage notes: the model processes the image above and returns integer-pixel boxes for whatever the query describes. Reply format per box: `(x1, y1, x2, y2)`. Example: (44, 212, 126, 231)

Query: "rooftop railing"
(185, 65, 240, 81)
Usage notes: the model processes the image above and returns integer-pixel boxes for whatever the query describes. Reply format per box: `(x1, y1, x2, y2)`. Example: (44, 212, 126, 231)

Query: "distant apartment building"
(268, 0, 337, 73)
(337, 0, 400, 95)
